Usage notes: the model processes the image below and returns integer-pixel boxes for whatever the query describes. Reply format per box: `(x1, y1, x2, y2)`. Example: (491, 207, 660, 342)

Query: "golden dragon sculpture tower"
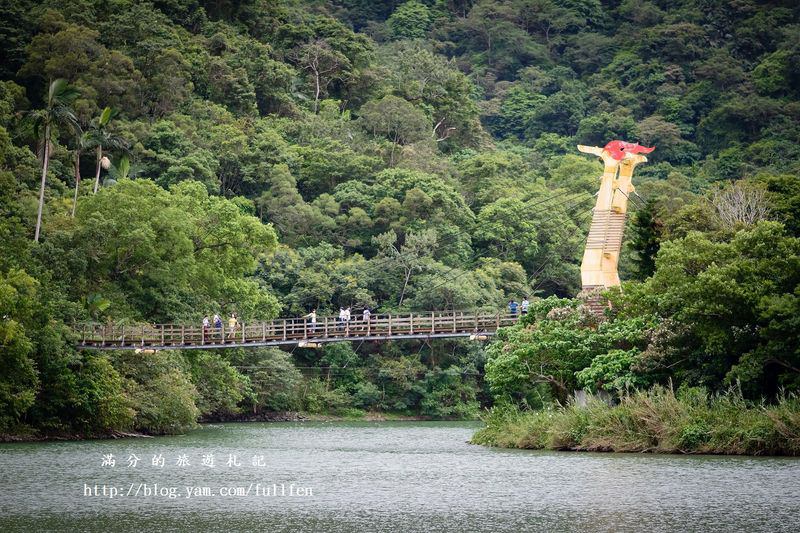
(577, 141, 654, 296)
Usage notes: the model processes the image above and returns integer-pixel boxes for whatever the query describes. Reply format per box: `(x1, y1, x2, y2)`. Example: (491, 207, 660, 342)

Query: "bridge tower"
(577, 141, 653, 312)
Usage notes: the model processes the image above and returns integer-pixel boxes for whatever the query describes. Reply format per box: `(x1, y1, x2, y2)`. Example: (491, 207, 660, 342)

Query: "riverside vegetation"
(472, 386, 800, 455)
(1, 1, 799, 446)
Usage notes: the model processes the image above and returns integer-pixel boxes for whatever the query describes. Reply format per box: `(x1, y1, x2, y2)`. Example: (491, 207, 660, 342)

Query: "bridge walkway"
(77, 310, 520, 350)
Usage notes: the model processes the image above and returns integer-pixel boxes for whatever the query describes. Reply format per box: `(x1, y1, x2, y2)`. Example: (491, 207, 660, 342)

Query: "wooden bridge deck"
(77, 311, 520, 350)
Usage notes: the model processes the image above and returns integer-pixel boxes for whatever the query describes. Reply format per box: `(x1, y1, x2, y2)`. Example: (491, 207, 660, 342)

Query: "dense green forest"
(1, 0, 798, 438)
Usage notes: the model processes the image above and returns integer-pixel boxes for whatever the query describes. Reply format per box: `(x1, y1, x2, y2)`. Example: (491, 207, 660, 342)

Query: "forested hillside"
(1, 0, 798, 438)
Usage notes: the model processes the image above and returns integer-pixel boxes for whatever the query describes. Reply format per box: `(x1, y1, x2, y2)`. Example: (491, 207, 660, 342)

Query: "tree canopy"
(1, 0, 799, 436)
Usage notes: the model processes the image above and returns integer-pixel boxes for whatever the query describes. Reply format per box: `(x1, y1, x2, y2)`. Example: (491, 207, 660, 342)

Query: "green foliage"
(387, 2, 432, 39)
(0, 269, 40, 431)
(485, 297, 653, 404)
(628, 199, 662, 280)
(188, 351, 250, 419)
(234, 348, 303, 413)
(0, 0, 799, 438)
(359, 95, 430, 164)
(110, 351, 199, 435)
(619, 222, 800, 394)
(49, 179, 279, 321)
(575, 349, 648, 393)
(420, 366, 480, 419)
(73, 354, 134, 433)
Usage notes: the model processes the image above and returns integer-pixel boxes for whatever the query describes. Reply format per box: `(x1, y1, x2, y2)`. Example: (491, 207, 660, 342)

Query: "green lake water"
(1, 421, 798, 532)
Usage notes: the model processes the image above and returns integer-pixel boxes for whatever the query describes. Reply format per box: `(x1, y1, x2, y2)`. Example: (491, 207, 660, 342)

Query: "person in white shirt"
(202, 315, 210, 340)
(305, 309, 317, 333)
(362, 308, 371, 331)
(521, 298, 530, 316)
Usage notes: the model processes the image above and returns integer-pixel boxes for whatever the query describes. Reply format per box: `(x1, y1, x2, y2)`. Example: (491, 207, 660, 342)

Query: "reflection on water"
(1, 421, 798, 532)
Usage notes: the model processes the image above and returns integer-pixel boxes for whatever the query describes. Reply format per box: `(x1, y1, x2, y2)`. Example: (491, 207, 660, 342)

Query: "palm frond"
(52, 106, 80, 135)
(98, 106, 113, 126)
(48, 79, 68, 102)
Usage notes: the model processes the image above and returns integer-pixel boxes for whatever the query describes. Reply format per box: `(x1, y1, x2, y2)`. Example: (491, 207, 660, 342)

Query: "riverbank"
(471, 386, 800, 456)
(0, 429, 154, 443)
(1, 411, 473, 442)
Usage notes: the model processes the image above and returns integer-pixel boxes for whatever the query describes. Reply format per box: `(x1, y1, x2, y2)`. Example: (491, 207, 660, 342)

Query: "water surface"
(1, 421, 798, 531)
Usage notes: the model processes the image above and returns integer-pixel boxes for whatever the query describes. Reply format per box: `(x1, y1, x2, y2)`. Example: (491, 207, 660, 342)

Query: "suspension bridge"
(77, 310, 520, 350)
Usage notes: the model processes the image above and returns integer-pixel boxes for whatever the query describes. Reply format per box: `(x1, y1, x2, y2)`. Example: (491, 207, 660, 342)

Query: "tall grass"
(472, 386, 800, 455)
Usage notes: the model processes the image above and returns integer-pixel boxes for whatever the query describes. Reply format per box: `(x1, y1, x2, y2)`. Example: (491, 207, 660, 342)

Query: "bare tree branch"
(712, 181, 771, 228)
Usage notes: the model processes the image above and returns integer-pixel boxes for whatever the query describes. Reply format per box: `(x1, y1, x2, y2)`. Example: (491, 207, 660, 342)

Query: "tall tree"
(629, 199, 662, 280)
(71, 130, 91, 217)
(26, 78, 79, 242)
(372, 228, 437, 306)
(87, 107, 127, 194)
(359, 95, 429, 165)
(293, 40, 348, 114)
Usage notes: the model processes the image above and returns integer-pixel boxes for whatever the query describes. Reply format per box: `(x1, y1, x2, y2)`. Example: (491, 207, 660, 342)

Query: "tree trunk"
(313, 70, 321, 114)
(71, 150, 81, 217)
(34, 125, 51, 242)
(389, 132, 399, 166)
(93, 145, 102, 194)
(398, 268, 412, 306)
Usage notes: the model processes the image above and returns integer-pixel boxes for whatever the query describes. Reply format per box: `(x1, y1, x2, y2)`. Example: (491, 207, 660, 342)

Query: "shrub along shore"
(471, 386, 800, 456)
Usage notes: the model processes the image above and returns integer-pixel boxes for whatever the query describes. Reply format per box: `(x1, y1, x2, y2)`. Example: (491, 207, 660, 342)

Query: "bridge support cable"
(416, 197, 596, 297)
(530, 207, 596, 294)
(527, 206, 596, 289)
(363, 190, 586, 278)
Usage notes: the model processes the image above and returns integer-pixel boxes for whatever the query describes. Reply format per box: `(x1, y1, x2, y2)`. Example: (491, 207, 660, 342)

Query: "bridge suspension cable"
(419, 198, 596, 296)
(364, 189, 587, 276)
(529, 207, 597, 293)
(324, 190, 590, 316)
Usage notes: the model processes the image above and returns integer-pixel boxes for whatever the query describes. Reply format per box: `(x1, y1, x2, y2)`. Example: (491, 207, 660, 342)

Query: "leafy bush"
(131, 370, 199, 435)
(188, 351, 251, 419)
(242, 348, 303, 413)
(110, 351, 199, 434)
(73, 355, 135, 433)
(300, 379, 353, 414)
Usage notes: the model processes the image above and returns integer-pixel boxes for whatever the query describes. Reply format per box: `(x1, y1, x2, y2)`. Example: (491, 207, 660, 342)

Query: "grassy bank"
(472, 386, 800, 456)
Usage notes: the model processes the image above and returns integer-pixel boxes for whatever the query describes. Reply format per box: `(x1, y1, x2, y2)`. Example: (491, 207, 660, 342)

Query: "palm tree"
(71, 130, 92, 217)
(27, 79, 80, 242)
(88, 107, 128, 194)
(106, 153, 133, 183)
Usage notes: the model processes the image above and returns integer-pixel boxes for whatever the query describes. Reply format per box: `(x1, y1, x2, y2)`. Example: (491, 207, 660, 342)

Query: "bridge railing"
(77, 310, 520, 348)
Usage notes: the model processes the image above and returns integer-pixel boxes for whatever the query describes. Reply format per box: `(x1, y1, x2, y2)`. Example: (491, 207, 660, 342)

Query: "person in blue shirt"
(508, 299, 519, 317)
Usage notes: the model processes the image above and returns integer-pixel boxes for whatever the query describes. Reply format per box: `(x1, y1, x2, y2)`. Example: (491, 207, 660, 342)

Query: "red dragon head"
(604, 140, 655, 160)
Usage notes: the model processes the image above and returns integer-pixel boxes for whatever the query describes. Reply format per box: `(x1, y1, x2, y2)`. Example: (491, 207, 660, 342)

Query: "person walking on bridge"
(508, 299, 519, 317)
(202, 315, 210, 341)
(362, 307, 371, 331)
(227, 312, 238, 339)
(213, 313, 223, 341)
(521, 297, 529, 316)
(305, 309, 317, 333)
